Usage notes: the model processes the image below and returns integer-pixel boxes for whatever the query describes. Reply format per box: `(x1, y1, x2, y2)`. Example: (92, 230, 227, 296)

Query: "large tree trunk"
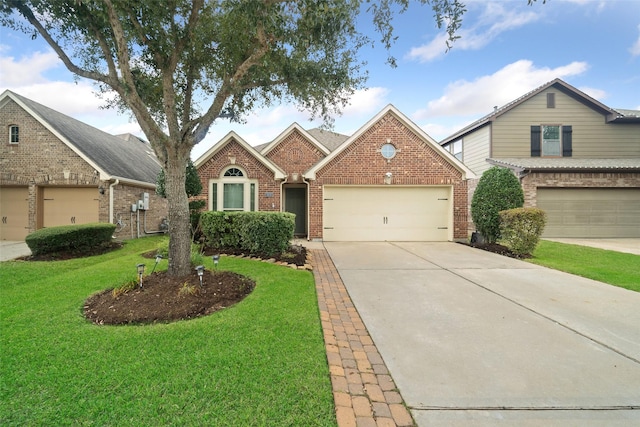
(164, 149, 192, 277)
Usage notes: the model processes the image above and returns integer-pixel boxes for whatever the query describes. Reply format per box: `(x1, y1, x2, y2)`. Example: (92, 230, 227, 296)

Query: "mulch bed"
(84, 270, 255, 325)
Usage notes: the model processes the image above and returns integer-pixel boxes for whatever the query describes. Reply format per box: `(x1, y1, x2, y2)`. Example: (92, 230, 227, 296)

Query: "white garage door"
(0, 187, 29, 240)
(43, 187, 99, 227)
(323, 186, 451, 241)
(537, 188, 640, 238)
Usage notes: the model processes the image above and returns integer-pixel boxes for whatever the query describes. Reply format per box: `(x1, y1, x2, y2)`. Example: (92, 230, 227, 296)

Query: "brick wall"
(309, 112, 469, 240)
(263, 129, 327, 180)
(109, 183, 168, 239)
(196, 139, 281, 211)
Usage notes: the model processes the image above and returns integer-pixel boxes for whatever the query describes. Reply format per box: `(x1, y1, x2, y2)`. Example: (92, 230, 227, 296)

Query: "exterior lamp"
(151, 254, 163, 274)
(384, 172, 392, 185)
(212, 255, 220, 269)
(136, 263, 145, 288)
(195, 265, 205, 288)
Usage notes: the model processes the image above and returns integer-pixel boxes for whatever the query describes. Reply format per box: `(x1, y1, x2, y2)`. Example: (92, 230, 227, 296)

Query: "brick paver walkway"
(311, 249, 416, 427)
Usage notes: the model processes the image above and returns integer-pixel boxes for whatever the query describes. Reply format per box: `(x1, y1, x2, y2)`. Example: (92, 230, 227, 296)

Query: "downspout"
(109, 179, 119, 225)
(301, 176, 312, 241)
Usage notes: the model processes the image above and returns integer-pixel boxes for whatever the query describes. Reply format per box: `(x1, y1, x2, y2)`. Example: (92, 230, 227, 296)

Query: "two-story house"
(440, 79, 640, 238)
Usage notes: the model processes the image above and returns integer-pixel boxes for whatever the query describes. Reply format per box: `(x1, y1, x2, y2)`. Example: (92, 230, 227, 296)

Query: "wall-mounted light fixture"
(98, 186, 105, 195)
(63, 169, 70, 180)
(384, 172, 392, 185)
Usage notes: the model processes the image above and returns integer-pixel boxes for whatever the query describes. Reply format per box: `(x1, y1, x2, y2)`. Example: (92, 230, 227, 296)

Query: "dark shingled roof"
(5, 90, 161, 184)
(305, 128, 349, 151)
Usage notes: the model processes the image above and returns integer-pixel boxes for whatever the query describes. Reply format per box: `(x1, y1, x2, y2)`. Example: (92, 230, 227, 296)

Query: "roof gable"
(260, 123, 331, 156)
(305, 104, 475, 180)
(1, 90, 161, 185)
(194, 131, 286, 179)
(440, 78, 621, 145)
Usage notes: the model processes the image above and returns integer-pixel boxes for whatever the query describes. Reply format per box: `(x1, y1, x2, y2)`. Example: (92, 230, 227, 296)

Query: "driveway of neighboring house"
(324, 241, 640, 426)
(0, 241, 31, 261)
(544, 238, 640, 256)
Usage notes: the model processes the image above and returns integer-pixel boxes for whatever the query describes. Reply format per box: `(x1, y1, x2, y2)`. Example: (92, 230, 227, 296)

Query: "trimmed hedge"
(499, 207, 547, 256)
(25, 223, 116, 256)
(200, 211, 295, 257)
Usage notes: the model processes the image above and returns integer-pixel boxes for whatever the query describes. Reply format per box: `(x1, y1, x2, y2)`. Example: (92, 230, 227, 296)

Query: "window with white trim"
(9, 125, 19, 144)
(542, 125, 561, 157)
(451, 139, 462, 161)
(209, 167, 258, 212)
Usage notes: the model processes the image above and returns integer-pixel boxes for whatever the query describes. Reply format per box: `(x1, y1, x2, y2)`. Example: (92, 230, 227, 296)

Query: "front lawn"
(528, 240, 640, 292)
(0, 237, 335, 426)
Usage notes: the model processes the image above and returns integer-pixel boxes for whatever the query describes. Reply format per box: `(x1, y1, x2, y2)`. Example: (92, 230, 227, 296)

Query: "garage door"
(537, 188, 640, 238)
(0, 187, 29, 240)
(43, 187, 99, 227)
(323, 186, 451, 241)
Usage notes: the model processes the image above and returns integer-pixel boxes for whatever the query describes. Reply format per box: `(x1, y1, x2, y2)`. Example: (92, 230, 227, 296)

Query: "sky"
(1, 0, 639, 161)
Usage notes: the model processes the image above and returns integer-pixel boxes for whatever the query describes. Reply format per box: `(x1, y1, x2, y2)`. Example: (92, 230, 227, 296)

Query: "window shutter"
(562, 125, 572, 157)
(531, 126, 541, 157)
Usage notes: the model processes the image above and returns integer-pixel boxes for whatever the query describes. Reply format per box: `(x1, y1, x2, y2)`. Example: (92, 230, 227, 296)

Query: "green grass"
(0, 237, 335, 426)
(528, 240, 640, 292)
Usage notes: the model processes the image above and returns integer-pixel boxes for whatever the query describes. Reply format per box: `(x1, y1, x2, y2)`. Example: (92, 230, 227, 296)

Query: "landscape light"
(196, 265, 205, 287)
(212, 254, 220, 269)
(151, 254, 163, 274)
(136, 263, 145, 288)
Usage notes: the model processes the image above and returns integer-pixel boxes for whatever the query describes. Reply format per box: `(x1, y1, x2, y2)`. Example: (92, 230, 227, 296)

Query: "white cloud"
(414, 59, 590, 119)
(406, 3, 540, 63)
(0, 49, 61, 86)
(630, 24, 640, 57)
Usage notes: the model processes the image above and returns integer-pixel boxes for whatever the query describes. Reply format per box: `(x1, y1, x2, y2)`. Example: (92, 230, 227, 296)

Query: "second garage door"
(323, 186, 451, 241)
(42, 187, 99, 228)
(537, 188, 640, 238)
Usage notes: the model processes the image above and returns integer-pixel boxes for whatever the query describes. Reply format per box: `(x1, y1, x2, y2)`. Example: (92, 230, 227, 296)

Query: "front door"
(285, 187, 307, 237)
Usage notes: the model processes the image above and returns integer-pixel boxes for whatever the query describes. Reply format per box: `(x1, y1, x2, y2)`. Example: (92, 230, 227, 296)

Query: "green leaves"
(471, 166, 525, 244)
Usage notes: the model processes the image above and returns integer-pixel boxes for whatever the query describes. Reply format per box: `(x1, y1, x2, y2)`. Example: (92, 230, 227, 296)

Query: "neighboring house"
(440, 78, 640, 238)
(0, 90, 168, 241)
(195, 105, 475, 242)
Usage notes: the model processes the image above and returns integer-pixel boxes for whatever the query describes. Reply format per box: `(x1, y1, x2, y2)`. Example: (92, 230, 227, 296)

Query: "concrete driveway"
(324, 242, 640, 426)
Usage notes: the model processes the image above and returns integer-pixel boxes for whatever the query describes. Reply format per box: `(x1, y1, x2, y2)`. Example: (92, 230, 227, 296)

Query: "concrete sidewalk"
(0, 241, 31, 261)
(325, 242, 640, 426)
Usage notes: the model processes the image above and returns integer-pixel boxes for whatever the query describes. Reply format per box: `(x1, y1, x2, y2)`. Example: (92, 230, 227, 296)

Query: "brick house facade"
(0, 90, 168, 240)
(195, 105, 475, 242)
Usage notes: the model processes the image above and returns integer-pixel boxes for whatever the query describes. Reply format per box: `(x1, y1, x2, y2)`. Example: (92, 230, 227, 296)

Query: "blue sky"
(1, 0, 639, 161)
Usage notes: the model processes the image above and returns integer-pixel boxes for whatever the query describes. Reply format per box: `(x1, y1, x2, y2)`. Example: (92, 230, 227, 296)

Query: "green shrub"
(200, 211, 295, 256)
(499, 207, 547, 256)
(25, 223, 116, 256)
(471, 166, 524, 243)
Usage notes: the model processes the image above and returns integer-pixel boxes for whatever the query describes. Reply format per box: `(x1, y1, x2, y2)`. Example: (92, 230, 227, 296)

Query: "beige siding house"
(441, 79, 640, 238)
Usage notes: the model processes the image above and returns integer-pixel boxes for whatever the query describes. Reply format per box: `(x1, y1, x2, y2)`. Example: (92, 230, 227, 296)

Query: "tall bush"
(499, 208, 547, 256)
(471, 166, 524, 243)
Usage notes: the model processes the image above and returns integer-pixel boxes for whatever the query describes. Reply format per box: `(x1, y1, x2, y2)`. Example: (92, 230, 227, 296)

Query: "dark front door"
(285, 187, 307, 237)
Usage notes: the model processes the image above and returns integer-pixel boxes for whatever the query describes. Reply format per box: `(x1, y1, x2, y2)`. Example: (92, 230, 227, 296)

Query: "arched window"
(209, 167, 257, 212)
